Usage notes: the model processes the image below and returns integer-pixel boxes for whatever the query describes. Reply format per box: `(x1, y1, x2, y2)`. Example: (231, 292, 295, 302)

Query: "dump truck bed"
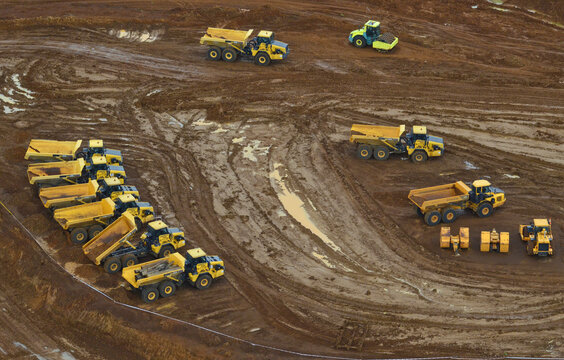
(53, 197, 115, 229)
(82, 213, 137, 265)
(27, 158, 85, 184)
(408, 181, 471, 210)
(122, 252, 186, 288)
(25, 139, 82, 161)
(200, 27, 253, 48)
(39, 180, 99, 208)
(350, 124, 405, 142)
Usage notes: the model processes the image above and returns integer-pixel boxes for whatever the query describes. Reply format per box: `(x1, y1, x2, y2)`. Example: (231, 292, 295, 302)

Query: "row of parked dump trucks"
(24, 139, 225, 302)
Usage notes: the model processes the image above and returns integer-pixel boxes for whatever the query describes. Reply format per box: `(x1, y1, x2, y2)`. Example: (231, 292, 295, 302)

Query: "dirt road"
(0, 0, 563, 358)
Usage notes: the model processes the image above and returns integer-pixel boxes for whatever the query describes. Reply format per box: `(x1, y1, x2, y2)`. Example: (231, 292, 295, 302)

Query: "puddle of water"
(491, 6, 510, 12)
(504, 174, 520, 178)
(3, 105, 24, 114)
(212, 125, 229, 133)
(0, 93, 17, 104)
(242, 140, 270, 162)
(487, 0, 505, 4)
(232, 137, 246, 144)
(464, 161, 479, 170)
(11, 74, 34, 99)
(109, 29, 164, 43)
(312, 251, 336, 268)
(147, 89, 162, 96)
(99, 118, 108, 122)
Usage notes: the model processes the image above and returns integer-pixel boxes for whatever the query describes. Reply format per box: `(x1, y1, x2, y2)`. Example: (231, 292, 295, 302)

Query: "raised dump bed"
(25, 139, 82, 162)
(39, 179, 99, 210)
(27, 158, 86, 186)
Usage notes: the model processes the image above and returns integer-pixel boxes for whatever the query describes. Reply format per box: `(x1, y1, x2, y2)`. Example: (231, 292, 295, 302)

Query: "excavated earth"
(0, 0, 563, 359)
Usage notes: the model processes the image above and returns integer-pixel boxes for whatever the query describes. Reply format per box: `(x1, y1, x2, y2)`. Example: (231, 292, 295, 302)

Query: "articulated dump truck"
(408, 180, 506, 226)
(25, 139, 123, 165)
(122, 249, 225, 303)
(27, 158, 86, 188)
(39, 179, 99, 210)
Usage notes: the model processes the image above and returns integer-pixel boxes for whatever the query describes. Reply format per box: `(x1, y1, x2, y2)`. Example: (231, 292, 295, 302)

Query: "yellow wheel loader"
(122, 249, 225, 303)
(520, 219, 554, 256)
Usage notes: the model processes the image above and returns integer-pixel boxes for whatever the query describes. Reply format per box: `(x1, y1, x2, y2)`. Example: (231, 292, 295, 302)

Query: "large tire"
(207, 47, 222, 61)
(411, 151, 428, 163)
(477, 202, 493, 218)
(141, 286, 159, 303)
(135, 217, 143, 230)
(158, 281, 176, 298)
(373, 146, 390, 161)
(121, 254, 138, 268)
(196, 274, 212, 290)
(254, 52, 271, 66)
(416, 207, 424, 217)
(104, 256, 121, 274)
(424, 211, 441, 226)
(442, 208, 457, 223)
(70, 228, 88, 245)
(526, 241, 534, 256)
(158, 245, 175, 258)
(88, 225, 104, 239)
(352, 35, 367, 48)
(357, 144, 372, 160)
(222, 48, 237, 62)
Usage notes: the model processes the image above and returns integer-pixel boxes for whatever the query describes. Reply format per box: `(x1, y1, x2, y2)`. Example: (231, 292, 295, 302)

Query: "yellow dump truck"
(27, 158, 86, 187)
(520, 219, 553, 256)
(481, 229, 509, 253)
(408, 180, 506, 226)
(39, 179, 99, 210)
(25, 139, 123, 165)
(53, 197, 117, 244)
(350, 124, 444, 162)
(82, 215, 185, 274)
(122, 249, 225, 303)
(200, 28, 289, 66)
(440, 227, 469, 254)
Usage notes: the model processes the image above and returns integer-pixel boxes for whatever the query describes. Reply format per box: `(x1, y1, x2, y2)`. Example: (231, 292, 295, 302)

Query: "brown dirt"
(0, 0, 563, 359)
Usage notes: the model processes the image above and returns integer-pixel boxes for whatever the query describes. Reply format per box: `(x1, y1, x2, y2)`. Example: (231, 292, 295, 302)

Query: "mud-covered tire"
(158, 245, 175, 258)
(526, 241, 534, 256)
(141, 286, 159, 303)
(357, 144, 372, 160)
(442, 208, 457, 223)
(222, 48, 237, 62)
(411, 151, 428, 163)
(352, 35, 366, 48)
(134, 217, 143, 230)
(104, 256, 122, 274)
(158, 281, 176, 298)
(373, 146, 390, 161)
(196, 274, 212, 290)
(521, 226, 530, 239)
(477, 202, 493, 218)
(121, 254, 138, 268)
(207, 47, 222, 61)
(88, 225, 104, 239)
(70, 228, 88, 245)
(254, 52, 271, 66)
(424, 211, 442, 226)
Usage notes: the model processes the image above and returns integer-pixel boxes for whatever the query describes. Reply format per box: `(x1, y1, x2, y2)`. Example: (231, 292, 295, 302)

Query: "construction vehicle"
(97, 177, 139, 200)
(408, 180, 506, 226)
(87, 155, 126, 182)
(83, 215, 186, 274)
(348, 20, 398, 52)
(27, 158, 87, 188)
(520, 219, 554, 256)
(53, 195, 154, 244)
(39, 179, 99, 210)
(25, 139, 123, 165)
(481, 229, 509, 253)
(440, 227, 469, 254)
(200, 28, 289, 66)
(122, 249, 225, 303)
(350, 124, 444, 162)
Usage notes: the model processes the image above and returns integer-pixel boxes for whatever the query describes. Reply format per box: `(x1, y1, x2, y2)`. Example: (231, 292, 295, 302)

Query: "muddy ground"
(0, 0, 563, 358)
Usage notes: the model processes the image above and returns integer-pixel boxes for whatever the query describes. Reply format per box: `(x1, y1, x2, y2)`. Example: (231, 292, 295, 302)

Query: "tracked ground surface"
(0, 0, 563, 358)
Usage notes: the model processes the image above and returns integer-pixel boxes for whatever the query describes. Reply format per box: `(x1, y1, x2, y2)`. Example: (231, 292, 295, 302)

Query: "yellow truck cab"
(87, 155, 126, 182)
(114, 194, 155, 227)
(140, 220, 186, 258)
(520, 219, 554, 256)
(81, 140, 123, 165)
(97, 177, 139, 200)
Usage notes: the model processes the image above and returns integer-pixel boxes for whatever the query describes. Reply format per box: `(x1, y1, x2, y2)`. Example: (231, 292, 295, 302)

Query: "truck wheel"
(357, 144, 372, 160)
(141, 287, 159, 303)
(424, 211, 441, 226)
(70, 228, 88, 245)
(411, 151, 428, 163)
(158, 245, 175, 258)
(373, 146, 390, 161)
(442, 208, 457, 223)
(135, 218, 143, 230)
(222, 48, 237, 62)
(526, 241, 534, 256)
(158, 281, 176, 298)
(196, 274, 212, 290)
(254, 52, 271, 66)
(88, 225, 104, 239)
(104, 256, 122, 274)
(207, 47, 222, 61)
(121, 254, 138, 268)
(477, 202, 493, 218)
(352, 35, 367, 48)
